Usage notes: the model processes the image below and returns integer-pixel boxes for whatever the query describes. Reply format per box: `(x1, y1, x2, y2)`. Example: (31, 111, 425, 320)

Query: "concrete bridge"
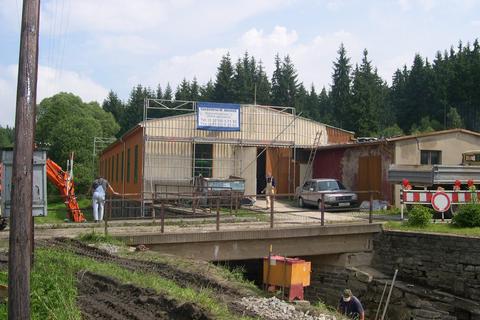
(119, 223, 382, 261)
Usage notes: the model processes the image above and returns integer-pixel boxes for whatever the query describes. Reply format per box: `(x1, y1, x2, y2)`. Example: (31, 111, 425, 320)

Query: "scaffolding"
(92, 137, 117, 175)
(141, 99, 324, 208)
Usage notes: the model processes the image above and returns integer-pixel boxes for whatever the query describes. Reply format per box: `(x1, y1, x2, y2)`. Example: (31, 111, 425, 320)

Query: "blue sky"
(1, 0, 479, 126)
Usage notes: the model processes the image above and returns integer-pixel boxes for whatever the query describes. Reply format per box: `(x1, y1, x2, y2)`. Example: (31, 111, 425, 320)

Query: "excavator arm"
(46, 158, 86, 223)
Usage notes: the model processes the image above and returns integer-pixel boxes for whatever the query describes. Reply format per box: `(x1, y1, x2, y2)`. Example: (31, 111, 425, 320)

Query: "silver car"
(297, 178, 358, 210)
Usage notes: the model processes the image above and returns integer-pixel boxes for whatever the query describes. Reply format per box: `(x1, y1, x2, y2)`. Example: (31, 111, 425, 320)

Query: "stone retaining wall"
(304, 231, 480, 319)
(372, 230, 480, 301)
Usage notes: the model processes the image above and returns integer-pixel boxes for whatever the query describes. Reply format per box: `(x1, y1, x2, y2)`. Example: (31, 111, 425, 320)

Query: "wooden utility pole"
(8, 0, 41, 319)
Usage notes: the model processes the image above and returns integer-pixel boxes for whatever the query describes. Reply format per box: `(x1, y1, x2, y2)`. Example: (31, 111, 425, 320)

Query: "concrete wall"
(394, 131, 480, 165)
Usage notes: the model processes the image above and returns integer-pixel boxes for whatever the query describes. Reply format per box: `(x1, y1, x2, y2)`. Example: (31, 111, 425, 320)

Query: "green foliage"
(330, 43, 352, 128)
(36, 92, 119, 193)
(407, 205, 433, 227)
(453, 203, 480, 227)
(78, 230, 124, 245)
(0, 125, 14, 148)
(379, 124, 404, 138)
(447, 107, 463, 129)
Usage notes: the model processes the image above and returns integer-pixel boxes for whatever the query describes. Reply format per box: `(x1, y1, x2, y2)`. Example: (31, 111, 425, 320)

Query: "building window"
(121, 151, 124, 181)
(134, 145, 139, 184)
(194, 144, 213, 177)
(111, 156, 115, 181)
(116, 153, 119, 182)
(104, 159, 107, 178)
(421, 150, 441, 165)
(127, 148, 131, 183)
(108, 157, 111, 180)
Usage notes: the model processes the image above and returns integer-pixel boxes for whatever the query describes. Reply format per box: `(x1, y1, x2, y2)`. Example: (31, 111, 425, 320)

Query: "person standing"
(263, 173, 276, 209)
(89, 176, 118, 223)
(337, 289, 365, 320)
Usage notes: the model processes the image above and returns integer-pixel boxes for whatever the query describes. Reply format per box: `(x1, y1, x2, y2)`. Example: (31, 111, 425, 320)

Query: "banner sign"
(196, 102, 240, 131)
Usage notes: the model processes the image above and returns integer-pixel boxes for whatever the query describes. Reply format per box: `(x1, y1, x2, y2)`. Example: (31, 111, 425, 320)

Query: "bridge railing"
(98, 189, 384, 234)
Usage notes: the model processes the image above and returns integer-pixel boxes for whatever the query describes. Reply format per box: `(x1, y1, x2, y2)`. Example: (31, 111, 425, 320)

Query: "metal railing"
(96, 189, 383, 235)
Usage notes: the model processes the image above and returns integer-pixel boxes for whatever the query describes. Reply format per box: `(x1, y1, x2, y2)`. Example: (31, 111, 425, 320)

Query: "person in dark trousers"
(337, 289, 365, 320)
(88, 176, 119, 223)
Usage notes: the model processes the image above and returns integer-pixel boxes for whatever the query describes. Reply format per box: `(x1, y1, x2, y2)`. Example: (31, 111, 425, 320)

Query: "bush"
(452, 203, 480, 228)
(407, 205, 433, 227)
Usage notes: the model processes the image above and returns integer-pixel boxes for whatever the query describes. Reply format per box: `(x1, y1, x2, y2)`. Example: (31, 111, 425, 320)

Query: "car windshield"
(317, 180, 346, 191)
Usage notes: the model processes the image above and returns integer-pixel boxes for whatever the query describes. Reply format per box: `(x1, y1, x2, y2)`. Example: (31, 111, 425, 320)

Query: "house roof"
(387, 128, 480, 141)
(316, 128, 480, 151)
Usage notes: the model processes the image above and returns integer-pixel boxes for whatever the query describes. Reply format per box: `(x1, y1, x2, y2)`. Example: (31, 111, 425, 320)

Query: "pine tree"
(213, 54, 235, 102)
(102, 90, 124, 125)
(175, 78, 191, 101)
(190, 77, 200, 101)
(330, 43, 352, 128)
(254, 61, 271, 105)
(163, 83, 173, 100)
(271, 54, 283, 106)
(200, 80, 215, 101)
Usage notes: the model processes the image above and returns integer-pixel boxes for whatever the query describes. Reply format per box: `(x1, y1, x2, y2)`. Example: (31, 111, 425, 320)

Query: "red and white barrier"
(401, 190, 480, 205)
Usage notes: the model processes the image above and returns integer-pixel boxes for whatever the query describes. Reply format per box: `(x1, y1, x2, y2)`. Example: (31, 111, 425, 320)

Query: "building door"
(266, 148, 292, 195)
(256, 148, 266, 194)
(358, 155, 382, 202)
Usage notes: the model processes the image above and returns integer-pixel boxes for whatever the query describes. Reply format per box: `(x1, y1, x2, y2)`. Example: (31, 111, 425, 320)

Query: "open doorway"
(256, 148, 266, 194)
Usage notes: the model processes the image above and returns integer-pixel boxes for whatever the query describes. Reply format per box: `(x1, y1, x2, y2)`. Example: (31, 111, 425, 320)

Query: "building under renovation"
(99, 100, 353, 207)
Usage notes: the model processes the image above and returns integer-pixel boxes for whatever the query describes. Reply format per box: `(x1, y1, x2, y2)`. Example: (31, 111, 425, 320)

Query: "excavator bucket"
(46, 158, 86, 223)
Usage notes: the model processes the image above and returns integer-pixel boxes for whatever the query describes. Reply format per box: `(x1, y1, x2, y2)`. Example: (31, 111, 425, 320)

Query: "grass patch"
(0, 247, 254, 319)
(384, 221, 480, 236)
(77, 230, 124, 245)
(35, 198, 93, 224)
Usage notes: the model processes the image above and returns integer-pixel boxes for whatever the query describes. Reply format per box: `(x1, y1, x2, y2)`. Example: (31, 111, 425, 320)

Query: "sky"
(1, 0, 479, 127)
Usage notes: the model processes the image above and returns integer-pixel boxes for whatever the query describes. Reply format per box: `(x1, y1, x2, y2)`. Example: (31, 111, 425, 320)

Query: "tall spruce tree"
(330, 43, 352, 128)
(102, 90, 125, 126)
(213, 54, 235, 102)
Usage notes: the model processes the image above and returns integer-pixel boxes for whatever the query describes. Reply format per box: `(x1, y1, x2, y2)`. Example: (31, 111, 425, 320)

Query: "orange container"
(262, 255, 311, 287)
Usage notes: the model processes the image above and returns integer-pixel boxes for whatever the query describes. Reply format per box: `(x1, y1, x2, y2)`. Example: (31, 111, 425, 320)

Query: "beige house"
(313, 129, 480, 207)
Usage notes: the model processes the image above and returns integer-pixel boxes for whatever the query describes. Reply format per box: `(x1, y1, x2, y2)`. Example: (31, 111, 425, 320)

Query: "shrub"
(452, 203, 480, 228)
(407, 205, 433, 227)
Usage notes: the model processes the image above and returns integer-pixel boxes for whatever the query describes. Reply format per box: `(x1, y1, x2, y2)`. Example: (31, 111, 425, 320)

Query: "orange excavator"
(46, 153, 86, 223)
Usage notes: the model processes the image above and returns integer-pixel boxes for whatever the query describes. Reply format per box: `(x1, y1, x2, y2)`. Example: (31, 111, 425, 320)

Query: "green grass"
(0, 247, 255, 319)
(35, 198, 92, 225)
(384, 221, 480, 236)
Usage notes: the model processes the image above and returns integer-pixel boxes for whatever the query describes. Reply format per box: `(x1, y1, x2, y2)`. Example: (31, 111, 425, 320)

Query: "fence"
(95, 189, 382, 236)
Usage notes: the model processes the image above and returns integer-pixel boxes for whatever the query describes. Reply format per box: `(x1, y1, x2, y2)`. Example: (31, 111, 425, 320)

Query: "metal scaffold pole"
(8, 0, 40, 319)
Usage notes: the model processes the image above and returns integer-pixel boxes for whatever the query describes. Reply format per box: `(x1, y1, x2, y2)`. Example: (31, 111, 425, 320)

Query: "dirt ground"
(43, 238, 256, 320)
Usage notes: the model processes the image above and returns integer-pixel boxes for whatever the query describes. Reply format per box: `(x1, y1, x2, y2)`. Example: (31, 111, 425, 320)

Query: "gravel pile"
(238, 296, 338, 320)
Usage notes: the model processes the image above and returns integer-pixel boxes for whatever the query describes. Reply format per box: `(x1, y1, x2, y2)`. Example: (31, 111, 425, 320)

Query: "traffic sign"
(431, 191, 451, 212)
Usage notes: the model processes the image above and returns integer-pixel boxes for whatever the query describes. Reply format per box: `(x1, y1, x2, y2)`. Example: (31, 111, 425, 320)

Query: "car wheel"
(298, 197, 305, 208)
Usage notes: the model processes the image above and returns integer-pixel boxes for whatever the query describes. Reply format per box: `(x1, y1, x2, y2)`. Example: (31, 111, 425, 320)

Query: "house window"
(127, 148, 131, 183)
(421, 150, 441, 165)
(194, 144, 213, 177)
(116, 153, 119, 182)
(111, 156, 115, 181)
(121, 151, 124, 181)
(134, 145, 139, 184)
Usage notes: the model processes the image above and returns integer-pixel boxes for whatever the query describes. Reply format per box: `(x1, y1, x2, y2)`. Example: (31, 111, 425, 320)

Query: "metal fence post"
(216, 197, 220, 231)
(321, 193, 325, 226)
(104, 195, 110, 236)
(369, 191, 373, 224)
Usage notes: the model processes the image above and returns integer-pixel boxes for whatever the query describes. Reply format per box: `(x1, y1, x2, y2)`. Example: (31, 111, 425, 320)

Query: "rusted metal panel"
(313, 149, 345, 182)
(326, 126, 354, 144)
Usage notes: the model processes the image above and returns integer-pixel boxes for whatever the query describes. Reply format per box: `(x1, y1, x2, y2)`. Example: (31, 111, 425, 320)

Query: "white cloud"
(0, 64, 108, 127)
(138, 27, 363, 93)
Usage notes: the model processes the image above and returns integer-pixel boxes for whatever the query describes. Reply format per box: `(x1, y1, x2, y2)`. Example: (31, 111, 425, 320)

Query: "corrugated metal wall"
(144, 105, 330, 146)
